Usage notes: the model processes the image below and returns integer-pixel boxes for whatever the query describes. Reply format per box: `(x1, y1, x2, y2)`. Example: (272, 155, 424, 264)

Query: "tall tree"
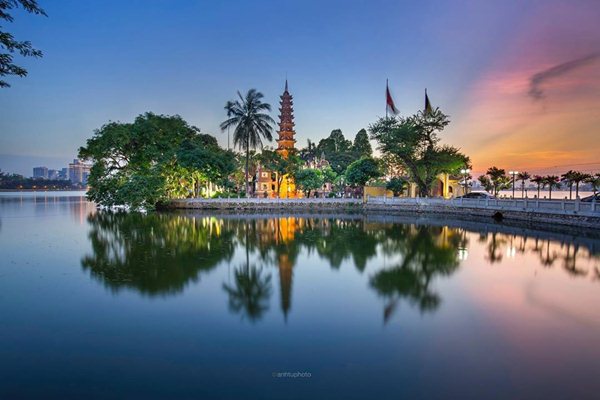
(294, 168, 324, 198)
(369, 109, 469, 197)
(571, 171, 592, 199)
(352, 129, 372, 158)
(478, 167, 511, 196)
(517, 171, 531, 198)
(586, 173, 600, 196)
(299, 139, 317, 162)
(79, 112, 233, 209)
(0, 0, 46, 88)
(531, 175, 544, 198)
(561, 170, 577, 199)
(345, 157, 382, 187)
(221, 89, 275, 196)
(317, 129, 354, 174)
(542, 175, 561, 199)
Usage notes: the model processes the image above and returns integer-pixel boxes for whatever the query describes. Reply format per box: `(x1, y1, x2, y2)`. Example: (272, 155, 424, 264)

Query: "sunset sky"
(1, 0, 599, 176)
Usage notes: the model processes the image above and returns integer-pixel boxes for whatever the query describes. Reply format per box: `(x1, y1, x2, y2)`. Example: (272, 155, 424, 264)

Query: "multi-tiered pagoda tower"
(276, 80, 298, 198)
(276, 80, 296, 158)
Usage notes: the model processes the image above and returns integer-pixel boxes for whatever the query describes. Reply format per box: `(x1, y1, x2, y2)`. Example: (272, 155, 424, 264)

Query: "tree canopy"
(1, 0, 46, 88)
(478, 167, 510, 196)
(345, 157, 382, 187)
(316, 129, 353, 174)
(79, 112, 235, 209)
(386, 177, 408, 197)
(221, 89, 275, 195)
(352, 129, 372, 158)
(294, 168, 324, 197)
(369, 109, 469, 197)
(256, 149, 302, 197)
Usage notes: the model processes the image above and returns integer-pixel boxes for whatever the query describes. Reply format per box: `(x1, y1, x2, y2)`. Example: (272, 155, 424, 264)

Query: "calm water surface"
(1, 193, 600, 399)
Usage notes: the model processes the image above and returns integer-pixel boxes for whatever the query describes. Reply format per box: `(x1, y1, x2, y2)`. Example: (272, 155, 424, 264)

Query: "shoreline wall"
(168, 199, 600, 230)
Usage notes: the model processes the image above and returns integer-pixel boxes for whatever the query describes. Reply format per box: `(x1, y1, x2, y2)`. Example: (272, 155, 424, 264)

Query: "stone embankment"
(169, 197, 600, 230)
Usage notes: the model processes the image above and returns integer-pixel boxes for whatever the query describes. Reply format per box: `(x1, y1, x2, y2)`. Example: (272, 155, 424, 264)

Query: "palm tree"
(222, 229, 272, 322)
(586, 173, 600, 196)
(561, 170, 576, 199)
(517, 171, 530, 198)
(542, 175, 561, 199)
(531, 175, 543, 198)
(571, 171, 592, 199)
(221, 89, 275, 196)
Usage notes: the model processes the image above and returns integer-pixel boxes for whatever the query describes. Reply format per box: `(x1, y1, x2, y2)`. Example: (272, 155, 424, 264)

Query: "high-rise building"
(48, 169, 60, 180)
(68, 159, 91, 185)
(33, 166, 48, 179)
(59, 168, 69, 180)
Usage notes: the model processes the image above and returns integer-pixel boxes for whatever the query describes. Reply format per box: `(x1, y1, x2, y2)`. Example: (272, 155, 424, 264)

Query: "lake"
(1, 193, 600, 399)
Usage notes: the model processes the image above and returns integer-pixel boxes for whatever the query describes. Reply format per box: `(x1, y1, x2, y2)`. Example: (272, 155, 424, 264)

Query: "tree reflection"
(82, 212, 234, 296)
(223, 231, 272, 322)
(82, 211, 600, 322)
(371, 225, 465, 323)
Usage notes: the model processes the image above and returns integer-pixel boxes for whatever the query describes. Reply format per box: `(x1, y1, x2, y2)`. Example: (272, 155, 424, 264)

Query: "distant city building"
(60, 168, 69, 180)
(33, 166, 48, 179)
(48, 169, 60, 180)
(68, 159, 91, 186)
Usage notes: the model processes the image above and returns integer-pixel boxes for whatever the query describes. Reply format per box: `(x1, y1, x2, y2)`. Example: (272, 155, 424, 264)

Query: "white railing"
(365, 196, 599, 216)
(172, 197, 361, 204)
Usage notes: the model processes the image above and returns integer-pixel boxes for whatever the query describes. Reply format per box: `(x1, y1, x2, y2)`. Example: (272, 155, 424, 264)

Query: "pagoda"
(276, 80, 298, 198)
(276, 80, 297, 158)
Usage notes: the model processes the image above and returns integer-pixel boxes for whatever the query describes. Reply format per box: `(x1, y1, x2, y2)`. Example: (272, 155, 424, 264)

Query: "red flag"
(424, 88, 433, 115)
(386, 81, 398, 115)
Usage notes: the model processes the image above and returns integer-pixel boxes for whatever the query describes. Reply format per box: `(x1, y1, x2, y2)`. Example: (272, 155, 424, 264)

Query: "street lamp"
(460, 168, 470, 195)
(509, 171, 519, 199)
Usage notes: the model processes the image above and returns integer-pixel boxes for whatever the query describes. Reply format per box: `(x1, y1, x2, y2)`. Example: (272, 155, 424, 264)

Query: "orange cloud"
(447, 3, 600, 175)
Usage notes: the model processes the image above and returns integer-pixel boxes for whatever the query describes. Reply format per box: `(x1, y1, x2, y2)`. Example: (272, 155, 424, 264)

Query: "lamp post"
(509, 171, 519, 199)
(460, 168, 470, 195)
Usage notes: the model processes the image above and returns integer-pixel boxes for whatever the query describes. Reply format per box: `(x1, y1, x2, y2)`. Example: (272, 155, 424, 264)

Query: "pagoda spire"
(277, 80, 296, 158)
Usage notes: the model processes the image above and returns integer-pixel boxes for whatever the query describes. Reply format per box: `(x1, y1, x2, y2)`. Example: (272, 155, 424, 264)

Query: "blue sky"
(2, 0, 599, 176)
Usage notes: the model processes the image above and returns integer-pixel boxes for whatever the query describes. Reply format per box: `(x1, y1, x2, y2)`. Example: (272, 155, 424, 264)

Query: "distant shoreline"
(0, 189, 87, 192)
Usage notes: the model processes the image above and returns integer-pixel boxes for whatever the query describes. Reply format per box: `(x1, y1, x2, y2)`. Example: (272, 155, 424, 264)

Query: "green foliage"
(542, 175, 561, 199)
(294, 168, 324, 197)
(317, 129, 354, 174)
(79, 112, 233, 209)
(223, 264, 272, 323)
(559, 170, 590, 199)
(352, 129, 372, 158)
(221, 89, 275, 195)
(516, 171, 531, 197)
(299, 139, 317, 162)
(369, 109, 470, 197)
(321, 165, 337, 184)
(386, 177, 408, 196)
(531, 175, 544, 198)
(0, 0, 46, 88)
(479, 166, 511, 196)
(345, 157, 382, 187)
(82, 212, 235, 296)
(257, 149, 302, 197)
(586, 173, 600, 195)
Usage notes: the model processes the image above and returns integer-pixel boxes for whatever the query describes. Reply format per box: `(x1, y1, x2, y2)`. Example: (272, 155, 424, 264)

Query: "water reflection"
(478, 230, 600, 278)
(81, 212, 600, 323)
(223, 232, 273, 323)
(82, 212, 235, 296)
(372, 225, 466, 322)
